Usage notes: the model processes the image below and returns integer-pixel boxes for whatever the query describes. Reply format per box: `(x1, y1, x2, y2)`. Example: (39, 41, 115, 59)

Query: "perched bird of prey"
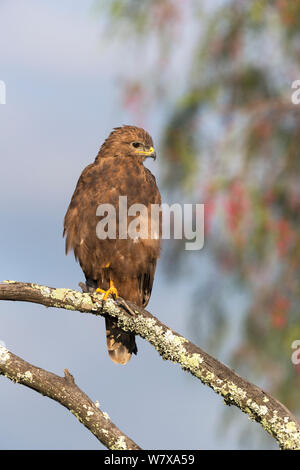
(63, 125, 161, 364)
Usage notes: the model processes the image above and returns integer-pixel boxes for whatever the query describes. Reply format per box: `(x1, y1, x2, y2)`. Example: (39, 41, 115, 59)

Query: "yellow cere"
(137, 146, 155, 155)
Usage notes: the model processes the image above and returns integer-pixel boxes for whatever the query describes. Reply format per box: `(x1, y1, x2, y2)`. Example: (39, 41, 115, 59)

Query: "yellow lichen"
(111, 435, 127, 450)
(51, 288, 68, 301)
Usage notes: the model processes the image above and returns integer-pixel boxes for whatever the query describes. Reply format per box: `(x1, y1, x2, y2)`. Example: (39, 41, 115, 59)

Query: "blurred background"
(1, 0, 300, 449)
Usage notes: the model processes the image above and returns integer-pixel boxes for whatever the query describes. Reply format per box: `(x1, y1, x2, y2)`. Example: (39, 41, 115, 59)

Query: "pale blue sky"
(0, 0, 273, 449)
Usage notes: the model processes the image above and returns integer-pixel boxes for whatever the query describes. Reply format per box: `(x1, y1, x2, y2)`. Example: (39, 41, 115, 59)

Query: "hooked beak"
(137, 146, 156, 160)
(145, 146, 156, 160)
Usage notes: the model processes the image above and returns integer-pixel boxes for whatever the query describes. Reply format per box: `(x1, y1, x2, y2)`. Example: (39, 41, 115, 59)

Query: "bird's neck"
(94, 153, 146, 166)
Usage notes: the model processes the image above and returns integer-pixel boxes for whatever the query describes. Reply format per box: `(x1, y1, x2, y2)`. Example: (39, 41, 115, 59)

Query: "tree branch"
(0, 341, 140, 450)
(1, 280, 300, 450)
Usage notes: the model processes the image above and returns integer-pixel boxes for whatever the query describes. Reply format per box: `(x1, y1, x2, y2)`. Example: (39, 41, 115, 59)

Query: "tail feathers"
(105, 317, 137, 365)
(82, 279, 138, 365)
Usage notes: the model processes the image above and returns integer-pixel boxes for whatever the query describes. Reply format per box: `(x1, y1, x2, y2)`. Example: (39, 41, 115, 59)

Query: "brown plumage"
(63, 125, 161, 364)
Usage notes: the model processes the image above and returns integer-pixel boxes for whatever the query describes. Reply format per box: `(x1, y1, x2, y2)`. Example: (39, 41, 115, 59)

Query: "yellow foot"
(96, 280, 118, 300)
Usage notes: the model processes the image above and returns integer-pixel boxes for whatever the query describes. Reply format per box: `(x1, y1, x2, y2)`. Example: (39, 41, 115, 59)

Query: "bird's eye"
(132, 142, 141, 149)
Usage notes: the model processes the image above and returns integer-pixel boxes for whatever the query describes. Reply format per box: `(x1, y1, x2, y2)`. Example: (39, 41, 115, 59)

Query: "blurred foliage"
(95, 0, 300, 436)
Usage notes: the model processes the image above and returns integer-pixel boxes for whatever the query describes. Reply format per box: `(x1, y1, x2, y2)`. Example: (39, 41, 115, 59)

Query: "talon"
(96, 288, 106, 294)
(96, 280, 118, 301)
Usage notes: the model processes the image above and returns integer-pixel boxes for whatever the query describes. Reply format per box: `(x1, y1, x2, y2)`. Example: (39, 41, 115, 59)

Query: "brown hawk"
(63, 125, 161, 364)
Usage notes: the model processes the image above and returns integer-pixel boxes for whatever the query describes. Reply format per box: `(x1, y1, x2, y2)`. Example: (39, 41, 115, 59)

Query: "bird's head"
(96, 125, 156, 162)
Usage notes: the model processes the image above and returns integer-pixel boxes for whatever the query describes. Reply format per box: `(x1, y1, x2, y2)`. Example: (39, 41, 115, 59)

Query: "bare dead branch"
(1, 280, 300, 450)
(0, 342, 140, 450)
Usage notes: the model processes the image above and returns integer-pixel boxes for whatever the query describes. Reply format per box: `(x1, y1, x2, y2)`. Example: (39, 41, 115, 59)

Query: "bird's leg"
(96, 279, 119, 301)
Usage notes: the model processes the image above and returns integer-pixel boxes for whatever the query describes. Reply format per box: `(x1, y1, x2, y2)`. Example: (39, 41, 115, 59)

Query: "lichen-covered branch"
(1, 280, 300, 450)
(0, 342, 140, 450)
